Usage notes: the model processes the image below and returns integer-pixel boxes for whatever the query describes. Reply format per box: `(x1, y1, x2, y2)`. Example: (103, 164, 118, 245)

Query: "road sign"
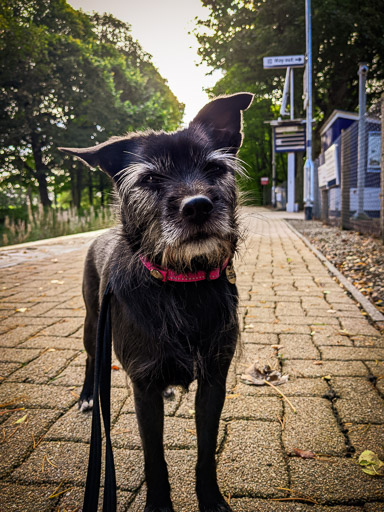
(260, 177, 269, 186)
(263, 55, 305, 69)
(274, 122, 306, 153)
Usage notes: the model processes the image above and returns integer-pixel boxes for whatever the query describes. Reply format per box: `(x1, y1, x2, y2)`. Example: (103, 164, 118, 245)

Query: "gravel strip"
(287, 219, 384, 316)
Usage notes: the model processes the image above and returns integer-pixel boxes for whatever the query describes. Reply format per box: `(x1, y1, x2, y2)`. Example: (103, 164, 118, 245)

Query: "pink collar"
(139, 256, 229, 283)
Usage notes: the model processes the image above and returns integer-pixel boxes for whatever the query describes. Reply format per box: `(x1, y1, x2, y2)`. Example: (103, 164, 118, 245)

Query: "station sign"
(263, 55, 305, 69)
(274, 122, 306, 153)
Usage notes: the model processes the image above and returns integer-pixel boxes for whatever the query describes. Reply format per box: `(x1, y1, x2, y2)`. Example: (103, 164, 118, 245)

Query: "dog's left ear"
(190, 92, 254, 153)
(58, 137, 137, 180)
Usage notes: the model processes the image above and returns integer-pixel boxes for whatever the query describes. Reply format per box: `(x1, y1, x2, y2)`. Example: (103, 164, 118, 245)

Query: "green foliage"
(0, 0, 184, 223)
(1, 203, 116, 246)
(195, 0, 384, 202)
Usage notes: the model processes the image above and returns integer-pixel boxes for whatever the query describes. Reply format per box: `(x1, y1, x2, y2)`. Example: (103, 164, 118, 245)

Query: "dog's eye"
(203, 164, 228, 179)
(141, 174, 164, 185)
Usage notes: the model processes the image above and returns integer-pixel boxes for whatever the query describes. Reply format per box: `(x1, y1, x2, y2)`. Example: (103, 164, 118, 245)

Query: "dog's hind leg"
(79, 253, 100, 412)
(133, 381, 174, 512)
(195, 359, 234, 512)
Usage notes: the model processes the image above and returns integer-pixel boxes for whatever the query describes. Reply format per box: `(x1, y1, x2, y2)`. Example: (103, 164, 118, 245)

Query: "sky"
(68, 0, 223, 124)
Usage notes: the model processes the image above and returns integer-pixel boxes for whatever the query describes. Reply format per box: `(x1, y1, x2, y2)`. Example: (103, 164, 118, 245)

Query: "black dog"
(60, 92, 253, 512)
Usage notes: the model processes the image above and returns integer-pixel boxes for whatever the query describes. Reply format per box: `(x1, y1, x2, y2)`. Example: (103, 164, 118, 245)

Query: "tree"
(194, 0, 384, 202)
(0, 0, 184, 208)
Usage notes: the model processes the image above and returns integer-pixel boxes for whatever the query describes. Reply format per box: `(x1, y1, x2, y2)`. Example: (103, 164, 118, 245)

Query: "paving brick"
(0, 361, 21, 380)
(339, 319, 380, 336)
(312, 333, 353, 346)
(0, 483, 55, 512)
(245, 308, 277, 322)
(0, 409, 59, 478)
(278, 334, 320, 359)
(244, 322, 311, 334)
(276, 302, 305, 316)
(14, 302, 61, 317)
(56, 485, 134, 512)
(0, 316, 59, 328)
(20, 335, 83, 350)
(352, 335, 384, 348)
(347, 424, 384, 460)
(278, 316, 340, 326)
(38, 317, 83, 337)
(235, 378, 328, 398)
(231, 500, 362, 512)
(222, 394, 282, 420)
(237, 343, 279, 367)
(240, 332, 279, 344)
(46, 389, 127, 443)
(9, 349, 78, 384)
(11, 441, 144, 491)
(282, 397, 346, 455)
(0, 382, 77, 410)
(364, 503, 384, 511)
(0, 326, 45, 348)
(331, 377, 377, 398)
(365, 361, 384, 377)
(320, 346, 384, 361)
(282, 360, 368, 378)
(335, 397, 384, 424)
(289, 458, 384, 504)
(218, 421, 288, 497)
(0, 347, 41, 363)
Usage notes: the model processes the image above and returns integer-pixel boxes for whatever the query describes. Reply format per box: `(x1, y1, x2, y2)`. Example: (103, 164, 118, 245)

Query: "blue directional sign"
(263, 55, 305, 69)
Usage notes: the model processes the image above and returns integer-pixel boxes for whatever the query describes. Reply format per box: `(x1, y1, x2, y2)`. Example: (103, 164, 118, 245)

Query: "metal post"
(380, 93, 384, 242)
(354, 63, 369, 219)
(272, 128, 276, 207)
(287, 68, 296, 212)
(304, 0, 314, 220)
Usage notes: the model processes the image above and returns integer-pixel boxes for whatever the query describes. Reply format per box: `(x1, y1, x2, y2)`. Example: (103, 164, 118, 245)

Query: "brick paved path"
(1, 207, 383, 511)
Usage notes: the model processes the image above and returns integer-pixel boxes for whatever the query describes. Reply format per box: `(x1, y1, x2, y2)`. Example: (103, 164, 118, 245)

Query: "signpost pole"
(354, 63, 369, 219)
(272, 128, 276, 207)
(287, 69, 295, 212)
(304, 0, 314, 220)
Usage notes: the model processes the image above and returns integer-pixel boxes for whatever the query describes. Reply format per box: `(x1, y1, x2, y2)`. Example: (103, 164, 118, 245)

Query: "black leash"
(83, 281, 117, 512)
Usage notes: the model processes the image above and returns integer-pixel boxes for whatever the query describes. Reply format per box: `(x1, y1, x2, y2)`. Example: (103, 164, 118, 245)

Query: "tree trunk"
(31, 133, 52, 207)
(75, 165, 83, 209)
(88, 170, 93, 206)
(69, 168, 77, 208)
(99, 172, 105, 207)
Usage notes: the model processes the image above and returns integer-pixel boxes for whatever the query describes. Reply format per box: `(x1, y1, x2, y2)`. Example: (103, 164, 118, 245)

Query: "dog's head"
(60, 93, 253, 272)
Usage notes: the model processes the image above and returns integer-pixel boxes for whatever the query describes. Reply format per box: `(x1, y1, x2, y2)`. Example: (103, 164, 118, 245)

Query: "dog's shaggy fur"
(60, 92, 253, 512)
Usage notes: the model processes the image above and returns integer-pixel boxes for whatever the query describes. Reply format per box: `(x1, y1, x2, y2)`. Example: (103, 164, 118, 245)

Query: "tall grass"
(1, 203, 116, 246)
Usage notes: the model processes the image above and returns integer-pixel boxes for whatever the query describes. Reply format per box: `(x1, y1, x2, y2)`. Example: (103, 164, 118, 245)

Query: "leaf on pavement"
(358, 450, 384, 476)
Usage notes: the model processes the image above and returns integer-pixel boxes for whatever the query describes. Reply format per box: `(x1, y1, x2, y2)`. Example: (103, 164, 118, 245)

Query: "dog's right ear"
(190, 92, 254, 153)
(59, 137, 135, 179)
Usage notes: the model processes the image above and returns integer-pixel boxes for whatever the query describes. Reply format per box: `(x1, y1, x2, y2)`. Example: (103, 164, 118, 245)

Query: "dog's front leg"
(133, 381, 174, 512)
(195, 371, 233, 512)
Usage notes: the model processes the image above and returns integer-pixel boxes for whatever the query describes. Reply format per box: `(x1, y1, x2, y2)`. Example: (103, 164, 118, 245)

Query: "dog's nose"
(181, 195, 213, 223)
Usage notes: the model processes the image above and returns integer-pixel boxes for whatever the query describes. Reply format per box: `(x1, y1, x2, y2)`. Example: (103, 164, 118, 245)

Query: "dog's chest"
(111, 279, 238, 384)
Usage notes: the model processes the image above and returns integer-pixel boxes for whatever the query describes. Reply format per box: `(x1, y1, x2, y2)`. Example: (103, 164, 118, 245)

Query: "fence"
(314, 119, 382, 236)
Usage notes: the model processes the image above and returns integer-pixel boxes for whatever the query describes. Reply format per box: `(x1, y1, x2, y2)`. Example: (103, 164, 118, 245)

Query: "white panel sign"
(263, 55, 305, 69)
(367, 131, 381, 171)
(318, 163, 327, 188)
(318, 143, 339, 188)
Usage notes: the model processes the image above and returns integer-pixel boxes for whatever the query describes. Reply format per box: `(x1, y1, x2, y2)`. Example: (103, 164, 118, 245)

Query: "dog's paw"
(162, 386, 175, 399)
(78, 396, 93, 412)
